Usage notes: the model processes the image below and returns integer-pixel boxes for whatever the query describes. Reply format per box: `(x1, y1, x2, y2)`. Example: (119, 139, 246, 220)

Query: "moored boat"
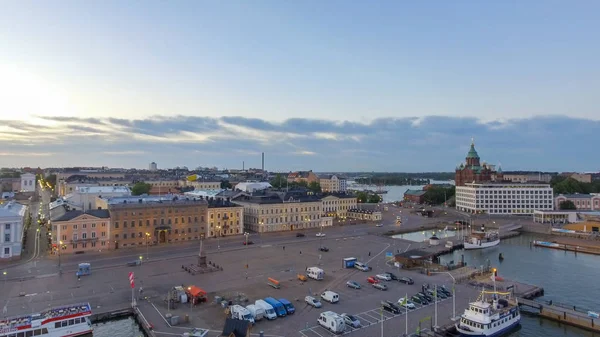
(464, 225, 500, 250)
(0, 303, 92, 337)
(456, 282, 520, 336)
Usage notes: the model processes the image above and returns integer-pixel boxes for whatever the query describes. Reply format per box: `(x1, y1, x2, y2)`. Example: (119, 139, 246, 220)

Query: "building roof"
(53, 209, 110, 222)
(348, 208, 380, 214)
(184, 189, 225, 199)
(75, 186, 132, 194)
(556, 193, 598, 199)
(102, 194, 206, 206)
(321, 193, 356, 199)
(288, 171, 313, 179)
(404, 189, 427, 197)
(221, 318, 250, 337)
(233, 191, 321, 205)
(0, 201, 27, 218)
(234, 182, 272, 193)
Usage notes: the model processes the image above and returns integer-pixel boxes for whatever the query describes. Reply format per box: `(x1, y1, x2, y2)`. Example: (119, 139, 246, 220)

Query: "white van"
(306, 267, 324, 280)
(318, 311, 345, 334)
(245, 304, 265, 321)
(230, 305, 255, 324)
(255, 300, 277, 320)
(354, 261, 370, 272)
(321, 291, 340, 304)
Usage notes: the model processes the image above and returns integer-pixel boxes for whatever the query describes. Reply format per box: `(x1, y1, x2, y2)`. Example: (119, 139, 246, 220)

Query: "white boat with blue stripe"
(456, 280, 520, 337)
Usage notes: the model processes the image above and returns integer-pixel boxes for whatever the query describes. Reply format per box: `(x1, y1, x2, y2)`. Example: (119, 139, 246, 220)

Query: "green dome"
(467, 143, 480, 159)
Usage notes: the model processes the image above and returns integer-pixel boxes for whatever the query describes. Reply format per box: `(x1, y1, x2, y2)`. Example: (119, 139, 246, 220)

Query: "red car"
(367, 276, 379, 284)
(243, 241, 254, 245)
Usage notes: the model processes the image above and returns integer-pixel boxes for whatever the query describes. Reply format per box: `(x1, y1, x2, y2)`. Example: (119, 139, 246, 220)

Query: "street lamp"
(3, 271, 6, 288)
(58, 240, 64, 273)
(145, 233, 151, 260)
(430, 271, 457, 321)
(139, 255, 143, 265)
(244, 232, 250, 279)
(216, 225, 221, 249)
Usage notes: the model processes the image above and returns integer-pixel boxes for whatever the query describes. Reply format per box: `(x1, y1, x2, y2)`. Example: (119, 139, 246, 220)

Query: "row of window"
(71, 241, 106, 249)
(472, 190, 552, 194)
(209, 212, 240, 219)
(114, 227, 202, 239)
(61, 231, 106, 241)
(60, 223, 106, 230)
(247, 214, 321, 225)
(4, 327, 49, 337)
(261, 207, 319, 214)
(116, 207, 204, 218)
(114, 216, 204, 228)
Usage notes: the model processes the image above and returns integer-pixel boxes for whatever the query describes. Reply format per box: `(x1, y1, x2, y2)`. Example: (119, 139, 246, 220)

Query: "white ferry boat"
(0, 303, 92, 337)
(464, 225, 500, 250)
(456, 287, 520, 336)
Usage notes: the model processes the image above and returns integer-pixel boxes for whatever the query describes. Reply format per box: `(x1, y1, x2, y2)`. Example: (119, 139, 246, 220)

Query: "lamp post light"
(244, 232, 250, 279)
(139, 255, 143, 266)
(430, 271, 457, 321)
(145, 233, 151, 260)
(58, 240, 63, 273)
(3, 271, 6, 287)
(216, 225, 221, 249)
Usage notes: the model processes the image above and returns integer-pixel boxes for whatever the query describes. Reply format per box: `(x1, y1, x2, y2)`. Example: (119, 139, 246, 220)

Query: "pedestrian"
(283, 246, 285, 251)
(368, 251, 371, 257)
(300, 251, 302, 255)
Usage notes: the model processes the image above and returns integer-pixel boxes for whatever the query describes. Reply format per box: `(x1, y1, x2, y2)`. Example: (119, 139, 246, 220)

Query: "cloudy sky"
(1, 1, 599, 171)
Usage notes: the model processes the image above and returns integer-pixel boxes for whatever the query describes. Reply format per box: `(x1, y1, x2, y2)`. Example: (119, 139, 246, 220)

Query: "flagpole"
(405, 293, 408, 336)
(380, 306, 383, 337)
(434, 284, 438, 330)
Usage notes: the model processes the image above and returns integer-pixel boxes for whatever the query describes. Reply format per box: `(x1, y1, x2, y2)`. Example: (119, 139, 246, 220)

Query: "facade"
(146, 180, 181, 195)
(563, 220, 600, 232)
(455, 140, 502, 186)
(321, 194, 357, 218)
(58, 179, 130, 196)
(455, 182, 554, 214)
(103, 195, 208, 249)
(234, 182, 271, 193)
(532, 210, 578, 224)
(319, 175, 347, 193)
(568, 173, 592, 184)
(51, 210, 111, 254)
(0, 178, 21, 192)
(346, 208, 382, 222)
(555, 194, 600, 210)
(149, 162, 158, 171)
(287, 171, 319, 184)
(20, 173, 36, 192)
(184, 180, 222, 190)
(0, 201, 27, 260)
(501, 172, 553, 183)
(207, 200, 244, 237)
(233, 192, 330, 233)
(404, 190, 427, 204)
(65, 186, 132, 211)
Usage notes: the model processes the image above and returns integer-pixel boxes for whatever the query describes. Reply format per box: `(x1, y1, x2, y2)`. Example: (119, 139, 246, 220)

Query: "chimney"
(262, 152, 264, 172)
(243, 161, 245, 171)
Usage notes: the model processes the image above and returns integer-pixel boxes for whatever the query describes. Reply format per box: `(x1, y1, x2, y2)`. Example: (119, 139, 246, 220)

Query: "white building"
(20, 173, 36, 192)
(149, 162, 158, 171)
(455, 182, 554, 215)
(0, 201, 27, 260)
(234, 182, 272, 193)
(52, 186, 132, 212)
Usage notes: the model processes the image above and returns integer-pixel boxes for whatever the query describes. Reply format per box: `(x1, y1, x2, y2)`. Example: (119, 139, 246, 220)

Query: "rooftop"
(184, 189, 224, 198)
(54, 209, 110, 222)
(462, 182, 551, 188)
(404, 189, 427, 197)
(0, 201, 27, 218)
(75, 186, 132, 194)
(347, 208, 380, 214)
(103, 194, 208, 207)
(556, 193, 599, 199)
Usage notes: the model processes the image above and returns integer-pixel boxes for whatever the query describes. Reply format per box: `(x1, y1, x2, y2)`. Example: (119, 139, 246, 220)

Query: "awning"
(187, 285, 206, 297)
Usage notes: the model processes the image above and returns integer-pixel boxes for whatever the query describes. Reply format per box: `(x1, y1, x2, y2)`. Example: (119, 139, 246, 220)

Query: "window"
(3, 247, 9, 255)
(91, 223, 96, 228)
(82, 233, 87, 239)
(82, 224, 87, 229)
(101, 231, 106, 237)
(91, 232, 96, 238)
(4, 224, 9, 230)
(73, 234, 78, 241)
(73, 224, 78, 230)
(123, 234, 128, 239)
(61, 235, 67, 241)
(4, 233, 10, 242)
(139, 220, 142, 227)
(115, 234, 119, 239)
(114, 222, 119, 229)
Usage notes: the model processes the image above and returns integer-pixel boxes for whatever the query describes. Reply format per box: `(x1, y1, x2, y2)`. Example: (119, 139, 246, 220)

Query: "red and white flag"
(129, 272, 135, 289)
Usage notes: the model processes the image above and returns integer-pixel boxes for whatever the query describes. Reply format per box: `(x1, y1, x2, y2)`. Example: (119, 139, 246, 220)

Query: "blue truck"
(278, 298, 295, 314)
(264, 297, 287, 317)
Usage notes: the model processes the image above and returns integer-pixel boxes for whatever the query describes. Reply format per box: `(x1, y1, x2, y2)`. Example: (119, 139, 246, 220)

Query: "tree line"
(551, 176, 600, 195)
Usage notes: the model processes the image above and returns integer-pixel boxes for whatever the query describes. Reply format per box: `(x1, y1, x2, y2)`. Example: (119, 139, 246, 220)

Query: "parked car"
(296, 233, 305, 237)
(427, 288, 447, 299)
(398, 277, 414, 284)
(411, 295, 425, 305)
(316, 232, 326, 237)
(354, 262, 370, 272)
(346, 280, 361, 289)
(341, 313, 361, 328)
(376, 274, 392, 281)
(372, 283, 388, 291)
(367, 276, 379, 284)
(417, 292, 433, 302)
(305, 296, 322, 308)
(384, 272, 398, 280)
(243, 240, 254, 245)
(381, 301, 401, 314)
(376, 223, 383, 227)
(439, 286, 453, 296)
(397, 297, 416, 310)
(319, 246, 329, 252)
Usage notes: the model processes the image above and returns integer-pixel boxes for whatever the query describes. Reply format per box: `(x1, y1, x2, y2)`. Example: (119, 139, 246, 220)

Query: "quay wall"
(90, 306, 153, 337)
(539, 306, 600, 333)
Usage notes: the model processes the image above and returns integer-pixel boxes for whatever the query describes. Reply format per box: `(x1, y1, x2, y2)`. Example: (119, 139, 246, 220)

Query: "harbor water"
(438, 233, 600, 337)
(92, 317, 144, 337)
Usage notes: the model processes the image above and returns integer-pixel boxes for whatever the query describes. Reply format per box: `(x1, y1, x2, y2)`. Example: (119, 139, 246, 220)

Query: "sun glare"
(0, 64, 73, 122)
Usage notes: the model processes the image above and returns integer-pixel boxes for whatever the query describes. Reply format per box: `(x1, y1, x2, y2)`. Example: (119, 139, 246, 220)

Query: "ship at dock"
(456, 278, 521, 337)
(0, 303, 92, 337)
(464, 224, 500, 250)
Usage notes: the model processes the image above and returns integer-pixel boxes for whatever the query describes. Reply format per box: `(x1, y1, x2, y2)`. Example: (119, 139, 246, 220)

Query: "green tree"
(308, 181, 321, 193)
(46, 174, 57, 189)
(356, 191, 368, 203)
(424, 186, 456, 205)
(559, 200, 577, 210)
(270, 174, 287, 188)
(131, 182, 152, 196)
(220, 180, 232, 189)
(367, 194, 382, 203)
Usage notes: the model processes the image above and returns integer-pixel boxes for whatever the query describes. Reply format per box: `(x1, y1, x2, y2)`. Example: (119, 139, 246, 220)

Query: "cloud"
(1, 115, 598, 171)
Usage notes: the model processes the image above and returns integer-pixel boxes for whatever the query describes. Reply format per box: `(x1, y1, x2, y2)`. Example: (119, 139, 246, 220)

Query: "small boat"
(498, 253, 504, 260)
(456, 280, 520, 336)
(0, 303, 92, 337)
(464, 225, 500, 250)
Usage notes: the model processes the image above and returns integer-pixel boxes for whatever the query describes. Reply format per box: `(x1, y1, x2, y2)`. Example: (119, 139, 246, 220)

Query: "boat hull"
(456, 318, 520, 337)
(464, 239, 500, 250)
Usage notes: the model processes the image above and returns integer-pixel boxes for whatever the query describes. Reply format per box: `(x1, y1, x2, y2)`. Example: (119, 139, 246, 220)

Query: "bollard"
(259, 331, 264, 337)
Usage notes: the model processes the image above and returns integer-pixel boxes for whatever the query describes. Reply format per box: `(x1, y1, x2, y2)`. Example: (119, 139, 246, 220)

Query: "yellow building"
(563, 221, 600, 233)
(207, 200, 244, 237)
(347, 208, 382, 222)
(321, 194, 357, 218)
(233, 192, 331, 233)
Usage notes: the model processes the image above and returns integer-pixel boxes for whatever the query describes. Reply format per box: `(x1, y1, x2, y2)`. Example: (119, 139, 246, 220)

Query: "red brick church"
(455, 139, 503, 186)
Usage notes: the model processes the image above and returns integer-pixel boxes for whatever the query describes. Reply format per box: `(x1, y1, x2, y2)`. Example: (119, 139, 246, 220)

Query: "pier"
(515, 298, 600, 333)
(532, 240, 600, 256)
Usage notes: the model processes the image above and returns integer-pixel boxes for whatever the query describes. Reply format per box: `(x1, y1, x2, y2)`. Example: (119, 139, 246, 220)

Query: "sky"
(0, 1, 599, 171)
